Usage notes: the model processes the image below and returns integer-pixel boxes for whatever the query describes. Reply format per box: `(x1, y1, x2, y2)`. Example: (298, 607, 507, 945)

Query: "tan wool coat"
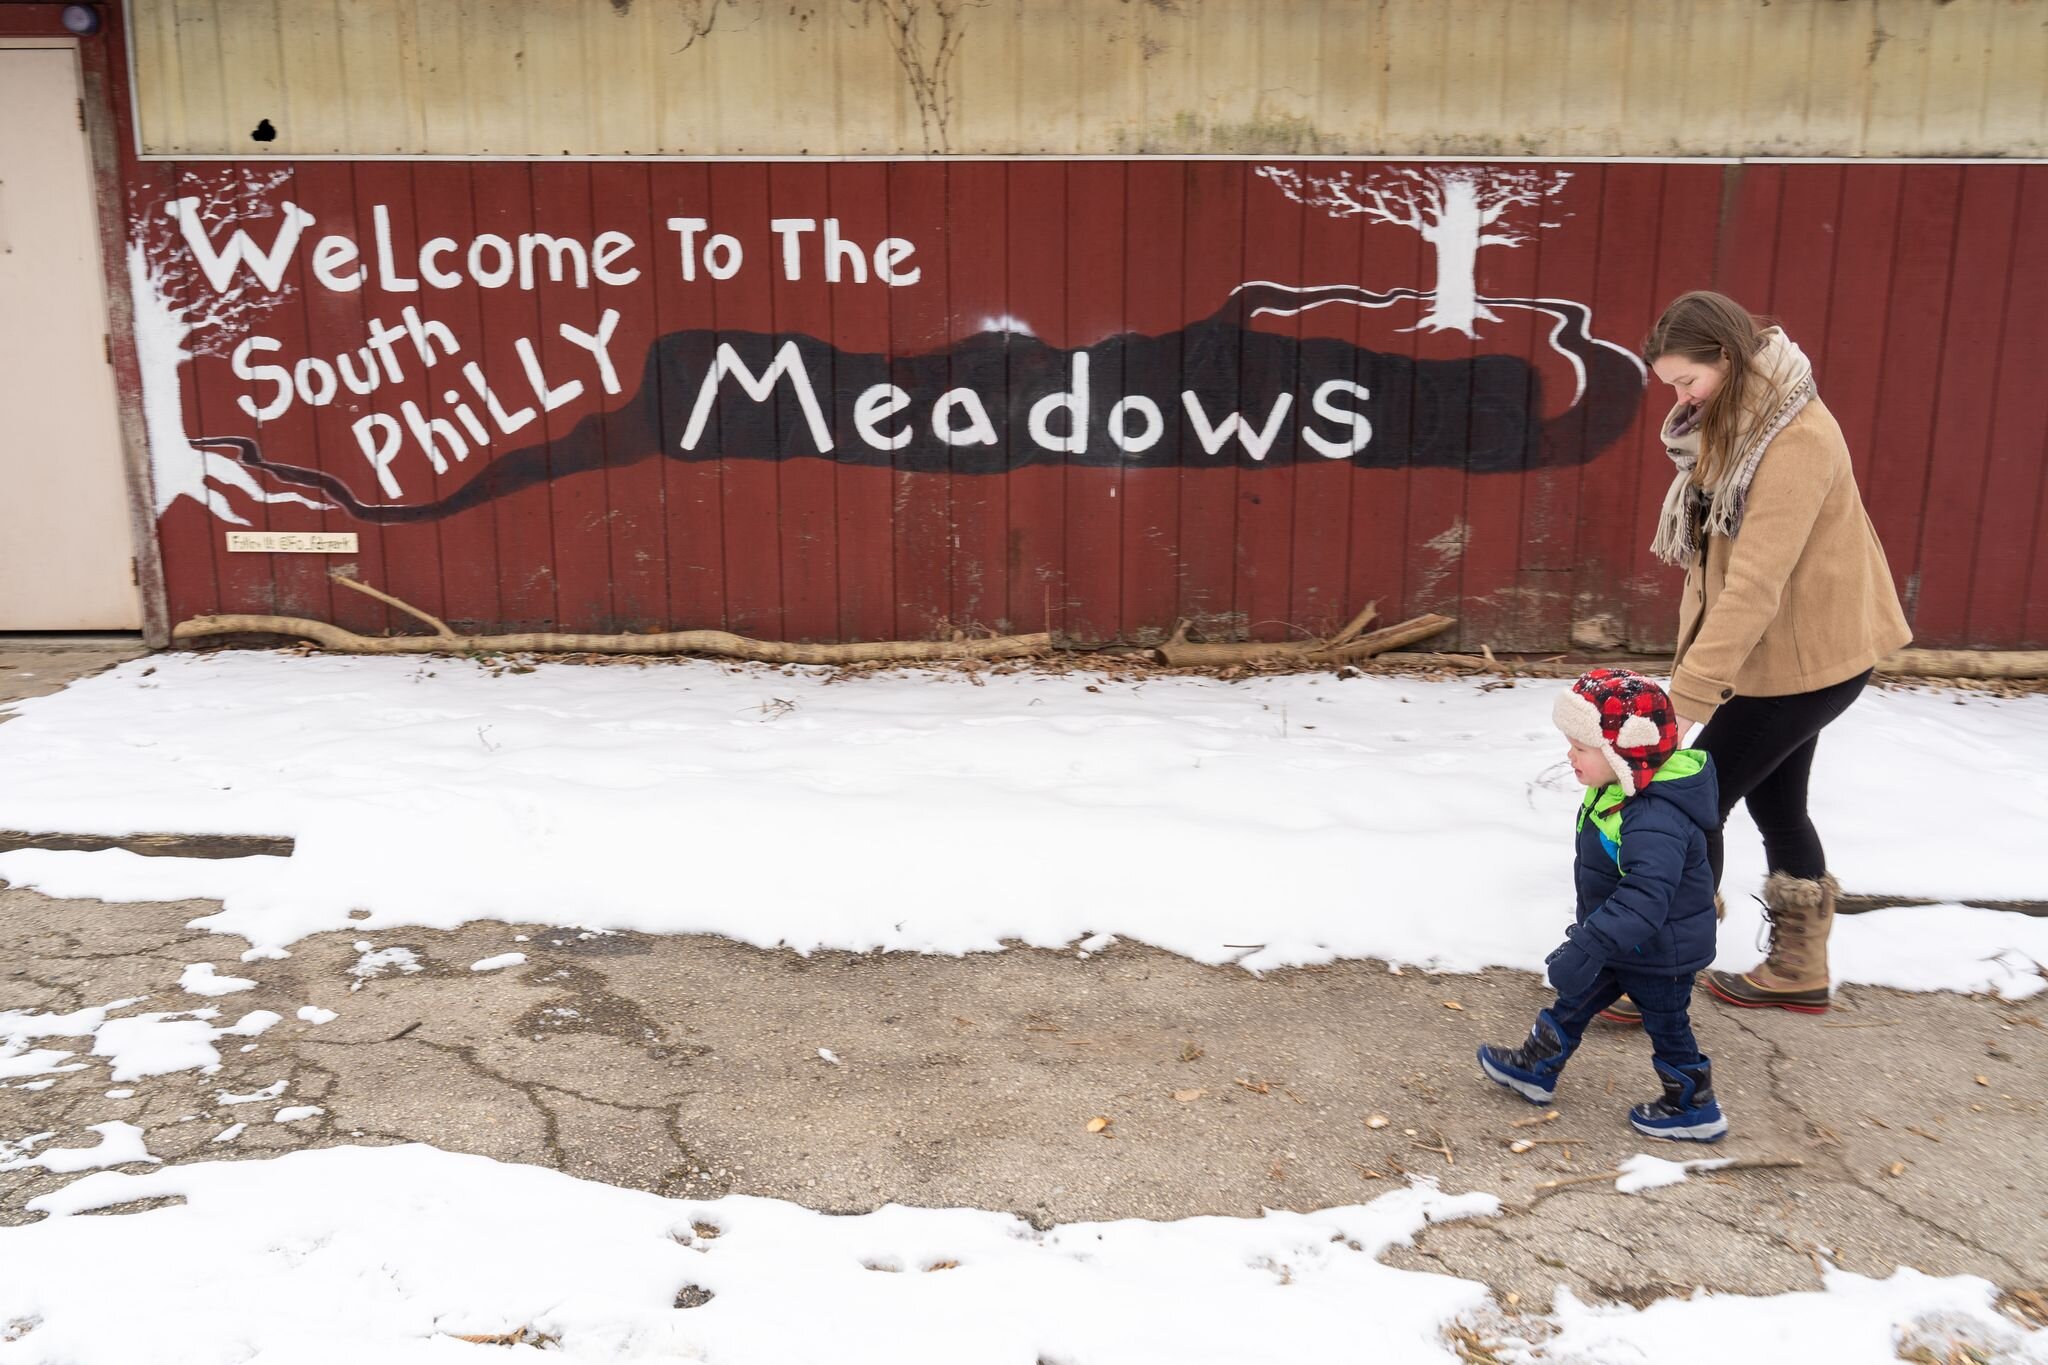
(1668, 396, 1911, 723)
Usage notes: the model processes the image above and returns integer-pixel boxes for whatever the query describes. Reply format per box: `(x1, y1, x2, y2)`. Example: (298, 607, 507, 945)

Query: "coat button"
(1719, 687, 1733, 699)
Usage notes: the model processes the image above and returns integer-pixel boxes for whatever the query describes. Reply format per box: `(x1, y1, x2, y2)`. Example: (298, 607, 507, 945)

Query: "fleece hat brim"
(1552, 668, 1679, 796)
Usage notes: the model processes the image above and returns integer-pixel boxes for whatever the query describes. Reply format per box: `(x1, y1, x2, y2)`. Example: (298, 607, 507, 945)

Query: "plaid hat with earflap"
(1551, 667, 1680, 796)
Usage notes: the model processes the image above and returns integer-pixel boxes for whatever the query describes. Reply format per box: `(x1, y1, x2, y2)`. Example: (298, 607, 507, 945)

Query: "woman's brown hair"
(1643, 291, 1764, 490)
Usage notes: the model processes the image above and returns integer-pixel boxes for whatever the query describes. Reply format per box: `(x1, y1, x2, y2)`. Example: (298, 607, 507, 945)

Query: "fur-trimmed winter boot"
(1629, 1057, 1728, 1142)
(1600, 894, 1726, 1027)
(1478, 1010, 1573, 1104)
(1707, 873, 1837, 1013)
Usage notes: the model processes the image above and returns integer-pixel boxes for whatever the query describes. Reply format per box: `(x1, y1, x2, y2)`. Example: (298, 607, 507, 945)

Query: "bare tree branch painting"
(1256, 165, 1570, 336)
(127, 168, 327, 524)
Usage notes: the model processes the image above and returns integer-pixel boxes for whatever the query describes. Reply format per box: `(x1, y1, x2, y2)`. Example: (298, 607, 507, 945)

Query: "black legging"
(1693, 668, 1872, 887)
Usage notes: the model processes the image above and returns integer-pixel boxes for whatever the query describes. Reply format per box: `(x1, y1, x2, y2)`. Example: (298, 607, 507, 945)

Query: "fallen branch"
(1154, 606, 1457, 668)
(1879, 648, 2048, 680)
(1371, 648, 2048, 682)
(171, 573, 1052, 664)
(1528, 1154, 1804, 1202)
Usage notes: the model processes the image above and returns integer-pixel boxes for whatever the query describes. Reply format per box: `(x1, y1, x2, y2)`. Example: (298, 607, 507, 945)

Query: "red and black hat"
(1552, 667, 1680, 796)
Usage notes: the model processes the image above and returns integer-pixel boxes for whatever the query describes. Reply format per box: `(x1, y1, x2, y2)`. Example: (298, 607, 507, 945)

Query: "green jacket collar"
(1578, 748, 1707, 832)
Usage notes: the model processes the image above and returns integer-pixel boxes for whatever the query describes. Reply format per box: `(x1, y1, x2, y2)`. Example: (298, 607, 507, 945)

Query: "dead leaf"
(1348, 1160, 1384, 1181)
(1086, 1116, 1112, 1133)
(2001, 1287, 2048, 1329)
(1365, 1114, 1390, 1129)
(1887, 1160, 1908, 1177)
(1442, 1000, 1464, 1011)
(1234, 1077, 1272, 1096)
(452, 1327, 558, 1347)
(1975, 1074, 1991, 1086)
(923, 1261, 959, 1272)
(1173, 1088, 1207, 1102)
(1179, 1041, 1205, 1063)
(1510, 1110, 1559, 1129)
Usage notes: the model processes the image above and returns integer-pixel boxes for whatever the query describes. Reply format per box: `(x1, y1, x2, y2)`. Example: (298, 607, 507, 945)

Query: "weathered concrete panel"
(130, 0, 2048, 159)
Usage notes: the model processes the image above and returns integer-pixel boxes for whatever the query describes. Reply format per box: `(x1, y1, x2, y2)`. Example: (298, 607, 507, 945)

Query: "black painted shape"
(199, 287, 1643, 524)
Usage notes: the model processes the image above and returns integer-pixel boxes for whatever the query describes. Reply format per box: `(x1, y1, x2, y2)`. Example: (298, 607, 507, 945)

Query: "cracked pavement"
(3, 643, 2045, 1312)
(3, 888, 2043, 1309)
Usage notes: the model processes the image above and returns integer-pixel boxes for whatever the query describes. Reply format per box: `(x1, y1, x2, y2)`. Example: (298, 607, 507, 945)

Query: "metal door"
(0, 44, 139, 630)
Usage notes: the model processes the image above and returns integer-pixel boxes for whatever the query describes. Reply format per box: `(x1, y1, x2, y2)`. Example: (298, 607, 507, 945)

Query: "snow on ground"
(1612, 1152, 1731, 1194)
(3, 1000, 280, 1086)
(0, 653, 2041, 994)
(0, 1121, 156, 1175)
(0, 1144, 2037, 1365)
(175, 963, 254, 996)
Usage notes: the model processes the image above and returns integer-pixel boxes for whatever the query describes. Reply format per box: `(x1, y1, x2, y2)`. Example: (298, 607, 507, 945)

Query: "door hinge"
(130, 557, 139, 586)
(103, 334, 113, 365)
(77, 99, 86, 133)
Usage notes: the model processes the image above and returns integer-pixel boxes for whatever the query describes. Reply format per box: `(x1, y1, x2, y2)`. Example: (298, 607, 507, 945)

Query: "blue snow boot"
(1477, 1011, 1571, 1104)
(1629, 1058, 1729, 1142)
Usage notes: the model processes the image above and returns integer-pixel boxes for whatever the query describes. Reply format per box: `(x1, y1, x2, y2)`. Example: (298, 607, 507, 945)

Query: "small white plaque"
(226, 532, 359, 553)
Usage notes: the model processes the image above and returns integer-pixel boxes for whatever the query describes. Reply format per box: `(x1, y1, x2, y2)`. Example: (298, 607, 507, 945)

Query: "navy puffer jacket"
(1572, 750, 1720, 975)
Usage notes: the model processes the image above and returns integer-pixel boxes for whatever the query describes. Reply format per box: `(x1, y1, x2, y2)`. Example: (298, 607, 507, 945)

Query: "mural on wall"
(132, 164, 1646, 528)
(1255, 165, 1571, 337)
(128, 169, 331, 525)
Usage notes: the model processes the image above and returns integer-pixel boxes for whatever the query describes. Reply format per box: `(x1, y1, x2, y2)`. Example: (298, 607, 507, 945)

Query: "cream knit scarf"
(1649, 327, 1816, 568)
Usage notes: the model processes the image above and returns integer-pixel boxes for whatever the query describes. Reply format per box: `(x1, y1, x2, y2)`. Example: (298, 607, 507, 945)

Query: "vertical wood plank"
(1004, 161, 1068, 636)
(403, 162, 501, 632)
(1621, 164, 1722, 652)
(525, 161, 611, 630)
(588, 160, 666, 631)
(1862, 163, 1966, 635)
(1516, 164, 1610, 651)
(1061, 160, 1127, 645)
(1458, 165, 1544, 651)
(766, 162, 840, 642)
(467, 160, 555, 631)
(649, 162, 728, 630)
(886, 162, 951, 639)
(1978, 168, 2048, 649)
(1818, 165, 1905, 491)
(1912, 166, 2019, 646)
(1342, 168, 1427, 630)
(1119, 160, 1188, 645)
(944, 160, 1011, 633)
(1233, 161, 1304, 644)
(706, 162, 784, 639)
(1176, 162, 1244, 637)
(825, 161, 896, 640)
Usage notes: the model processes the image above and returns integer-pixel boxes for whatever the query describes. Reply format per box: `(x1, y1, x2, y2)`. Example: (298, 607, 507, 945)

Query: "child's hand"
(1545, 928, 1601, 1000)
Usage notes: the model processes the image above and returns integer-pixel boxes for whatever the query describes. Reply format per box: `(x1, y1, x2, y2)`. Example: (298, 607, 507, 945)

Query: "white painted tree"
(1256, 165, 1570, 336)
(127, 168, 326, 524)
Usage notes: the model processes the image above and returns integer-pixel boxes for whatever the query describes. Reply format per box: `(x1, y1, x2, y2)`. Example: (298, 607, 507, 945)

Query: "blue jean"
(1552, 966, 1704, 1071)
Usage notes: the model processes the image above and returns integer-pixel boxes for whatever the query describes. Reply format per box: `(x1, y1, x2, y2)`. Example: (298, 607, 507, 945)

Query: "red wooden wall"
(132, 158, 2048, 651)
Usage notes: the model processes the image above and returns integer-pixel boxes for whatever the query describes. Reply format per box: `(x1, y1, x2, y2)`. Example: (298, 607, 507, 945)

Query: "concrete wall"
(131, 0, 2048, 159)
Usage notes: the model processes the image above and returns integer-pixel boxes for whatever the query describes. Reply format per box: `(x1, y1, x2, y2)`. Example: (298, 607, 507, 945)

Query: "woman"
(1605, 291, 1910, 1020)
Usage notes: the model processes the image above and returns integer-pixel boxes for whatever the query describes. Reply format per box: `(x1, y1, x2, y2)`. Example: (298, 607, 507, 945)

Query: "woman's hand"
(1674, 708, 1704, 740)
